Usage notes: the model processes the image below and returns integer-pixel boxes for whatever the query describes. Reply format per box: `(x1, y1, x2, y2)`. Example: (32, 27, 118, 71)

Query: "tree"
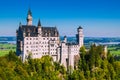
(114, 61, 120, 79)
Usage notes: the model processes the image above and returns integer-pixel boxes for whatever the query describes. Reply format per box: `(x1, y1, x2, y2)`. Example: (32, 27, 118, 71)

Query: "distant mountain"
(0, 37, 16, 41)
(0, 36, 120, 44)
(61, 37, 120, 43)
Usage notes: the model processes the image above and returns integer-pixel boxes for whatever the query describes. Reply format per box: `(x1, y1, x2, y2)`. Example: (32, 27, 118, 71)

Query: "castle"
(16, 9, 84, 69)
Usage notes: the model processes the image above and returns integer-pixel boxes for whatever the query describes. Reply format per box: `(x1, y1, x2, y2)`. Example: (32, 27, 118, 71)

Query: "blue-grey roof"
(17, 25, 59, 37)
(78, 26, 83, 29)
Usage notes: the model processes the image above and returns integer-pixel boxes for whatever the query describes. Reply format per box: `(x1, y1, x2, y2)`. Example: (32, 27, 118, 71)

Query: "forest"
(0, 45, 120, 80)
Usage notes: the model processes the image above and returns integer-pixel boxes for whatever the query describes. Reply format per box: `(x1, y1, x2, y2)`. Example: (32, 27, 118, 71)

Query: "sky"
(0, 0, 120, 37)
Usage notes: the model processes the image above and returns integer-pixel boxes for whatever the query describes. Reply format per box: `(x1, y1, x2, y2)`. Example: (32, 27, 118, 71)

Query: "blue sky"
(0, 0, 120, 37)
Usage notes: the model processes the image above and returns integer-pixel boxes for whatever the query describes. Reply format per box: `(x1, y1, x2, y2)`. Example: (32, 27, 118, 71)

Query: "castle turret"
(23, 31, 26, 37)
(16, 22, 22, 36)
(103, 45, 108, 58)
(77, 26, 84, 47)
(37, 19, 42, 36)
(19, 22, 22, 27)
(27, 9, 32, 25)
(63, 36, 67, 43)
(38, 19, 41, 27)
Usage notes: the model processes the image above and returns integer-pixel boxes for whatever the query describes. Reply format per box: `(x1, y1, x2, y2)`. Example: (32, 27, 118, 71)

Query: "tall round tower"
(77, 26, 84, 47)
(27, 9, 32, 25)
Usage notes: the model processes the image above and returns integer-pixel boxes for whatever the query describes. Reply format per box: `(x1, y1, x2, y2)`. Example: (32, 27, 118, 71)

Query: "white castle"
(16, 9, 84, 69)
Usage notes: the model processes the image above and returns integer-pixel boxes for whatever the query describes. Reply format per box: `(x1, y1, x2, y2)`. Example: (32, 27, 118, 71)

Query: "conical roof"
(38, 19, 41, 26)
(28, 8, 32, 16)
(78, 26, 83, 29)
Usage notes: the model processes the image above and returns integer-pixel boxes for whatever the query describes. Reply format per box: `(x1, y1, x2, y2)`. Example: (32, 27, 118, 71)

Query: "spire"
(19, 22, 22, 27)
(27, 8, 32, 25)
(64, 35, 67, 38)
(28, 8, 32, 16)
(38, 19, 41, 26)
(64, 35, 67, 43)
(37, 19, 42, 36)
(78, 26, 83, 29)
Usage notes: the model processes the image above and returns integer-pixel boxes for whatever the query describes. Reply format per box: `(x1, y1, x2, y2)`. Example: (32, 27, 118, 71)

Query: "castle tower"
(77, 26, 84, 47)
(37, 19, 42, 36)
(103, 45, 108, 58)
(63, 36, 67, 43)
(27, 9, 32, 25)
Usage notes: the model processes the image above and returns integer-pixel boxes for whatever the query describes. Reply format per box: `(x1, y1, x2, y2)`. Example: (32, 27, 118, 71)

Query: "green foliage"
(0, 43, 16, 57)
(113, 61, 120, 79)
(0, 45, 120, 80)
(70, 44, 120, 80)
(108, 44, 120, 56)
(0, 52, 66, 80)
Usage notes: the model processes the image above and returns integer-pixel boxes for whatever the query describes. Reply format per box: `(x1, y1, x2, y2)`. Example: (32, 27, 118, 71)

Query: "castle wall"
(22, 36, 59, 62)
(60, 42, 69, 68)
(68, 45, 80, 69)
(60, 42, 80, 69)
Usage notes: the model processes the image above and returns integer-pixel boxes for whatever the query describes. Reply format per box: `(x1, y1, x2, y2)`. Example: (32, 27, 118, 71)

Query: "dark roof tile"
(17, 25, 59, 37)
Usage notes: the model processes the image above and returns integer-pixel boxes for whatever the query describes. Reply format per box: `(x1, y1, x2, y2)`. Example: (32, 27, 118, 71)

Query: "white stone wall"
(22, 36, 59, 62)
(27, 15, 32, 25)
(21, 26, 84, 70)
(60, 42, 80, 69)
(60, 42, 69, 68)
(68, 45, 80, 69)
(78, 29, 84, 47)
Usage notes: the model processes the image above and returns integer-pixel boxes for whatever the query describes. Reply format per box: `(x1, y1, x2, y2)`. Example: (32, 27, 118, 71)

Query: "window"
(26, 42, 28, 44)
(26, 50, 29, 52)
(51, 44, 54, 47)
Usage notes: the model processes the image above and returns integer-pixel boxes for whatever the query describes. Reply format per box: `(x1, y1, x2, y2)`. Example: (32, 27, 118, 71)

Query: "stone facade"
(16, 9, 84, 69)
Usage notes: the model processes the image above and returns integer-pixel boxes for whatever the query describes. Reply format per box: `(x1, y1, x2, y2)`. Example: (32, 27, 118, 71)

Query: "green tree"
(114, 61, 120, 79)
